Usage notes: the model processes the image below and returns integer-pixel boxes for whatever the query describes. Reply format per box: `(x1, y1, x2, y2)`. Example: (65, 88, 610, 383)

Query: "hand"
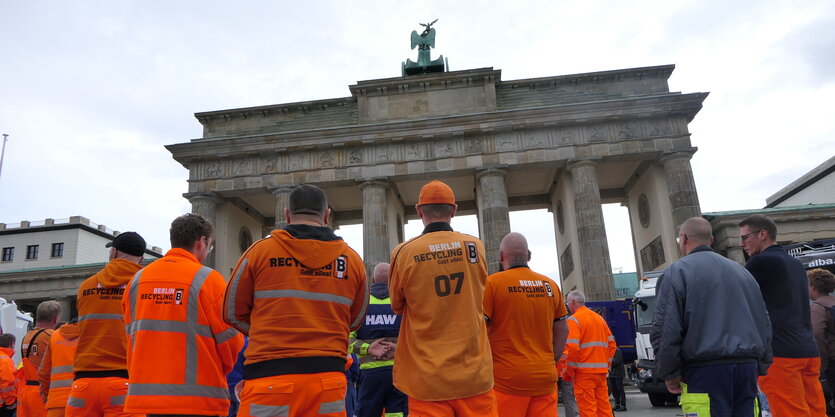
(367, 339, 389, 358)
(377, 342, 396, 360)
(665, 376, 683, 394)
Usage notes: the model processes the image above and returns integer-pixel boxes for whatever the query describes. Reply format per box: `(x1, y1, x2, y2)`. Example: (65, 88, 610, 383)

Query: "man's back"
(484, 267, 566, 396)
(389, 225, 493, 401)
(746, 245, 817, 358)
(566, 306, 614, 373)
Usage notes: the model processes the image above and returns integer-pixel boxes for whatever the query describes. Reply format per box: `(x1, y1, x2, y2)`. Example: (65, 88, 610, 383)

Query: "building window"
(26, 245, 39, 260)
(51, 242, 64, 258)
(1, 247, 12, 262)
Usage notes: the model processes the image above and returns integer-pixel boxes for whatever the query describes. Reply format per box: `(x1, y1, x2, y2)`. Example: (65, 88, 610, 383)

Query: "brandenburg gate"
(167, 63, 706, 301)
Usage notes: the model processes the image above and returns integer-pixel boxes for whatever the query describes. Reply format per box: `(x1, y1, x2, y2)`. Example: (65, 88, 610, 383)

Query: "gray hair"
(567, 290, 586, 305)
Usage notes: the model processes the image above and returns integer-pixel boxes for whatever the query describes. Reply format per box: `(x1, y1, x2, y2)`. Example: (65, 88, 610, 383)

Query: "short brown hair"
(808, 268, 835, 295)
(170, 214, 214, 249)
(289, 184, 328, 217)
(738, 215, 777, 241)
(37, 300, 62, 323)
(0, 333, 15, 348)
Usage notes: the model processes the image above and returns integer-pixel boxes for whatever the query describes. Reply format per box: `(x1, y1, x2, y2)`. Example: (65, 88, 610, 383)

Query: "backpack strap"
(22, 328, 49, 359)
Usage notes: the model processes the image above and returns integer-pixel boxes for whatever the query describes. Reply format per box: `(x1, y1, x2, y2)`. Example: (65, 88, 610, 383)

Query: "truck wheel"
(648, 393, 667, 407)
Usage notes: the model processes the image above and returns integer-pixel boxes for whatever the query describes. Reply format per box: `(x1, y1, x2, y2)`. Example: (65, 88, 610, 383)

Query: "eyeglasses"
(204, 237, 214, 253)
(676, 234, 685, 244)
(740, 230, 760, 242)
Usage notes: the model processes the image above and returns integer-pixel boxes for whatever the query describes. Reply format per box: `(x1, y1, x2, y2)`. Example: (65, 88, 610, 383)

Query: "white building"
(0, 216, 162, 320)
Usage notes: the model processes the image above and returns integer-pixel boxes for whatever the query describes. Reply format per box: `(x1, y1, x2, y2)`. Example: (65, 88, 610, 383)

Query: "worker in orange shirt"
(483, 232, 569, 417)
(37, 320, 79, 417)
(564, 291, 616, 417)
(122, 214, 244, 416)
(224, 184, 368, 417)
(19, 301, 62, 417)
(389, 179, 497, 416)
(68, 231, 146, 417)
(1, 334, 17, 417)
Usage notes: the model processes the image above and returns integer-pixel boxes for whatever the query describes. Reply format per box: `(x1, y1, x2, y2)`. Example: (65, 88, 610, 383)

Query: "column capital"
(358, 180, 389, 190)
(475, 167, 507, 180)
(659, 150, 697, 164)
(268, 184, 296, 196)
(567, 159, 599, 172)
(183, 191, 223, 205)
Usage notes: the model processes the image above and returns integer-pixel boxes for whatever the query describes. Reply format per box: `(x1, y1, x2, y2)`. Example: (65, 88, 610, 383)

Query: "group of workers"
(4, 179, 826, 417)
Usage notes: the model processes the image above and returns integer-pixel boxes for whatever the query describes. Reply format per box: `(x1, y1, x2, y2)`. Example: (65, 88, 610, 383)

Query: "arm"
(565, 316, 580, 367)
(652, 267, 686, 383)
(552, 319, 568, 361)
(37, 342, 52, 403)
(389, 248, 406, 315)
(223, 254, 255, 334)
(207, 274, 245, 376)
(812, 303, 829, 372)
(347, 254, 369, 332)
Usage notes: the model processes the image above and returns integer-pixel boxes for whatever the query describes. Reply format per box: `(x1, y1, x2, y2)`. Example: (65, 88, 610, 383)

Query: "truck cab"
(632, 271, 679, 407)
(0, 297, 34, 365)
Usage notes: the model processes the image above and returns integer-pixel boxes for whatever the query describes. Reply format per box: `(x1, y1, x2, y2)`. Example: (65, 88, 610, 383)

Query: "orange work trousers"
(18, 384, 47, 417)
(64, 377, 140, 417)
(493, 389, 557, 417)
(573, 373, 613, 417)
(408, 390, 498, 417)
(238, 372, 347, 417)
(759, 356, 826, 417)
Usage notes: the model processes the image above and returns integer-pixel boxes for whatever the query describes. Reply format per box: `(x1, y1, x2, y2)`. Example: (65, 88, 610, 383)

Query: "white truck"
(0, 297, 34, 365)
(632, 270, 679, 407)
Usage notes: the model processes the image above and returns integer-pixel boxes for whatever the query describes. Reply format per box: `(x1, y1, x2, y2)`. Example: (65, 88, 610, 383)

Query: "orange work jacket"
(388, 222, 494, 401)
(20, 328, 54, 384)
(223, 227, 368, 371)
(37, 323, 79, 408)
(75, 258, 141, 373)
(1, 347, 16, 407)
(565, 305, 616, 374)
(123, 248, 244, 416)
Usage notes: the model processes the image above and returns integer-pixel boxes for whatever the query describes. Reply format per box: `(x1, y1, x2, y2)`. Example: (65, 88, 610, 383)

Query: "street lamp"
(0, 134, 8, 180)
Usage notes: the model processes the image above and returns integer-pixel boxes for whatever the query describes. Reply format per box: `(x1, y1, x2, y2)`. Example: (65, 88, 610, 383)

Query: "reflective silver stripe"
(77, 313, 123, 322)
(566, 338, 580, 344)
(226, 258, 251, 333)
(567, 316, 579, 325)
(350, 274, 370, 329)
(567, 362, 610, 368)
(185, 267, 213, 386)
(127, 383, 229, 399)
(214, 327, 239, 344)
(254, 289, 352, 306)
(608, 336, 615, 340)
(579, 342, 611, 348)
(67, 396, 85, 408)
(128, 269, 144, 349)
(1, 386, 14, 393)
(250, 403, 289, 417)
(51, 365, 73, 374)
(127, 319, 212, 338)
(318, 400, 345, 414)
(50, 379, 73, 389)
(110, 395, 126, 406)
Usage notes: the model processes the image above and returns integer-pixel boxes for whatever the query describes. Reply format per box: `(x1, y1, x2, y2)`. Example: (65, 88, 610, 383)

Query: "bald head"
(499, 232, 531, 270)
(373, 262, 390, 284)
(679, 217, 713, 255)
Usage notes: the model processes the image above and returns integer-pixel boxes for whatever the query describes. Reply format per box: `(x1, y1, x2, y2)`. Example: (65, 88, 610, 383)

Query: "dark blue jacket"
(746, 245, 818, 358)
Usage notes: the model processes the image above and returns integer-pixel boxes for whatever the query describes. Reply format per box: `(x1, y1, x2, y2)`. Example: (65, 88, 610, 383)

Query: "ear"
(284, 208, 291, 224)
(527, 250, 532, 262)
(449, 204, 458, 218)
(323, 208, 332, 226)
(415, 205, 423, 218)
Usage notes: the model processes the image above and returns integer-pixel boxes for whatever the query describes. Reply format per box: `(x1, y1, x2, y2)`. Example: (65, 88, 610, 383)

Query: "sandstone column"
(569, 161, 615, 301)
(360, 181, 389, 278)
(270, 185, 295, 231)
(661, 152, 701, 229)
(476, 168, 511, 274)
(185, 192, 223, 268)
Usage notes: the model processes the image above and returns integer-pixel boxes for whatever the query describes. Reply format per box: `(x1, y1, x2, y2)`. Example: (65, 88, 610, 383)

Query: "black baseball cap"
(105, 231, 146, 257)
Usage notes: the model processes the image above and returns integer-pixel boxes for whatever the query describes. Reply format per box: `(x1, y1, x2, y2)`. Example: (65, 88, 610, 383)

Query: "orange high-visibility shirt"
(123, 248, 244, 416)
(483, 266, 568, 396)
(75, 259, 142, 373)
(224, 229, 368, 368)
(565, 306, 616, 374)
(1, 347, 16, 406)
(37, 323, 78, 408)
(389, 223, 494, 401)
(20, 328, 54, 383)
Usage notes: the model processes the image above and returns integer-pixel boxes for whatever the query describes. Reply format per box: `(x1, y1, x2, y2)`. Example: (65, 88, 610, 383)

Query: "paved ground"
(559, 383, 684, 417)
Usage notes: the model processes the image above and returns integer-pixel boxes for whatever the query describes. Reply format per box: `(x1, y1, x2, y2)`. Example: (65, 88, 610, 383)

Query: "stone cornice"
(167, 92, 708, 166)
(194, 97, 355, 126)
(349, 67, 501, 97)
(496, 64, 675, 90)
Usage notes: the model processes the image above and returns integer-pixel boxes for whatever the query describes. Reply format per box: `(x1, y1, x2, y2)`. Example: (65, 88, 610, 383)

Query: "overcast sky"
(1, 1, 833, 283)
